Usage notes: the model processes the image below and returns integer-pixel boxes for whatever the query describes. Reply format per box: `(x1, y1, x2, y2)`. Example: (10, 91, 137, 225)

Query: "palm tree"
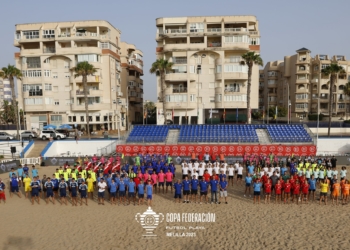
(0, 65, 22, 139)
(343, 81, 350, 120)
(74, 62, 97, 139)
(321, 63, 345, 137)
(150, 59, 173, 124)
(241, 52, 263, 124)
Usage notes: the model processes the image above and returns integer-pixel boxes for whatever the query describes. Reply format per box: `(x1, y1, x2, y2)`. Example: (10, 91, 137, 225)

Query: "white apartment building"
(155, 16, 260, 125)
(13, 20, 127, 132)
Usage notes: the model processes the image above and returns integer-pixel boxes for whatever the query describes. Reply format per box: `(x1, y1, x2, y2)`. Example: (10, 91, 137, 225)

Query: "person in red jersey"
(293, 180, 301, 205)
(299, 175, 306, 187)
(203, 170, 211, 184)
(301, 181, 309, 204)
(284, 179, 291, 204)
(143, 172, 150, 185)
(274, 180, 282, 204)
(264, 179, 272, 204)
(261, 172, 268, 195)
(157, 169, 165, 194)
(289, 175, 296, 194)
(279, 176, 285, 201)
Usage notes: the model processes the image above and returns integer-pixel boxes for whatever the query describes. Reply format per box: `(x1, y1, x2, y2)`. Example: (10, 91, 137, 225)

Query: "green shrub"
(308, 114, 324, 121)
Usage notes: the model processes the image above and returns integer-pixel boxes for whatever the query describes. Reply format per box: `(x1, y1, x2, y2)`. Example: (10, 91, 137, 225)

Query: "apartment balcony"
(267, 83, 277, 88)
(224, 28, 249, 34)
(207, 42, 222, 48)
(56, 46, 102, 56)
(163, 43, 206, 52)
(23, 91, 43, 98)
(72, 32, 100, 40)
(172, 87, 187, 93)
(249, 31, 260, 36)
(165, 101, 196, 110)
(297, 68, 310, 74)
(295, 88, 309, 93)
(173, 58, 187, 64)
(163, 29, 187, 37)
(222, 42, 250, 50)
(206, 28, 222, 34)
(311, 78, 319, 83)
(24, 104, 45, 112)
(296, 58, 311, 64)
(20, 48, 42, 56)
(43, 47, 56, 54)
(73, 75, 101, 83)
(223, 72, 248, 80)
(71, 103, 104, 111)
(165, 73, 188, 82)
(295, 99, 309, 103)
(215, 73, 222, 80)
(16, 35, 41, 43)
(296, 79, 309, 84)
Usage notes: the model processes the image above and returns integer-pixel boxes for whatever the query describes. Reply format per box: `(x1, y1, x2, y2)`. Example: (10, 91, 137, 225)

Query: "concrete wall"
(317, 138, 350, 155)
(43, 140, 114, 157)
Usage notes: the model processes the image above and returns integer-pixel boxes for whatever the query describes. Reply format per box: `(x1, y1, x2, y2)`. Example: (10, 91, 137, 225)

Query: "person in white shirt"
(204, 152, 210, 163)
(237, 164, 244, 185)
(97, 178, 107, 205)
(220, 163, 227, 175)
(213, 164, 220, 176)
(188, 162, 193, 173)
(234, 161, 239, 176)
(198, 164, 205, 180)
(191, 170, 199, 180)
(207, 164, 213, 176)
(228, 164, 235, 186)
(182, 163, 189, 179)
(193, 161, 199, 173)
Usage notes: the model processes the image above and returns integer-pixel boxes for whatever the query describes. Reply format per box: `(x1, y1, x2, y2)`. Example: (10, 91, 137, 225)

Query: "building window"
(296, 94, 308, 100)
(224, 64, 247, 73)
(54, 100, 59, 105)
(23, 84, 42, 96)
(189, 23, 204, 32)
(268, 71, 277, 76)
(250, 38, 260, 45)
(68, 116, 72, 122)
(73, 116, 76, 122)
(215, 94, 222, 102)
(96, 116, 100, 122)
(224, 35, 248, 43)
(209, 97, 215, 102)
(22, 30, 39, 39)
(171, 65, 187, 73)
(22, 70, 41, 78)
(24, 98, 43, 105)
(52, 72, 58, 78)
(225, 83, 240, 92)
(42, 30, 55, 38)
(45, 83, 52, 91)
(80, 116, 84, 122)
(43, 58, 50, 64)
(268, 80, 276, 85)
(296, 103, 308, 109)
(224, 95, 247, 102)
(165, 95, 187, 102)
(51, 115, 62, 122)
(77, 54, 99, 62)
(216, 65, 222, 73)
(44, 70, 51, 77)
(99, 42, 111, 49)
(339, 103, 345, 109)
(27, 57, 41, 68)
(321, 64, 329, 69)
(190, 95, 195, 102)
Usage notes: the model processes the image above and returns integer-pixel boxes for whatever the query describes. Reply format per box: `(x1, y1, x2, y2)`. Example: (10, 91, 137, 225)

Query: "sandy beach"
(0, 165, 349, 250)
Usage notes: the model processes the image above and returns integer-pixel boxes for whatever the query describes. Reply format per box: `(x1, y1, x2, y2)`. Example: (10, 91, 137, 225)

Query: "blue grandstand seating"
(126, 124, 313, 144)
(126, 125, 169, 143)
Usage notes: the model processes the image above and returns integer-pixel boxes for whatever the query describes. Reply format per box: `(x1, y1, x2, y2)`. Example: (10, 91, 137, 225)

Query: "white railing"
(20, 157, 41, 165)
(207, 28, 221, 32)
(225, 28, 247, 32)
(249, 31, 258, 35)
(173, 58, 187, 64)
(190, 29, 204, 33)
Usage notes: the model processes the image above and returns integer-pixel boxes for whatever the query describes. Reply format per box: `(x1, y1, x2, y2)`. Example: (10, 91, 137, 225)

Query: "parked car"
(0, 132, 14, 140)
(21, 131, 38, 140)
(55, 129, 70, 137)
(39, 130, 66, 140)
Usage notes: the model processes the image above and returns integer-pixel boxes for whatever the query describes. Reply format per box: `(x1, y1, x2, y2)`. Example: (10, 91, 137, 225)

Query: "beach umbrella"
(43, 124, 57, 130)
(59, 124, 73, 129)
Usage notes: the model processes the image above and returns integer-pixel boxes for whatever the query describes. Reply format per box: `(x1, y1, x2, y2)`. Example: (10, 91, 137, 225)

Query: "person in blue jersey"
(118, 177, 126, 206)
(190, 175, 199, 203)
(140, 164, 146, 175)
(173, 179, 183, 203)
(30, 177, 40, 205)
(31, 165, 38, 178)
(109, 179, 117, 205)
(199, 179, 208, 204)
(219, 177, 228, 204)
(210, 177, 219, 204)
(17, 165, 24, 187)
(79, 181, 88, 206)
(77, 174, 85, 192)
(137, 182, 145, 206)
(146, 180, 153, 207)
(23, 164, 29, 177)
(70, 178, 78, 206)
(10, 173, 21, 198)
(8, 168, 17, 179)
(127, 178, 136, 206)
(308, 174, 317, 202)
(181, 176, 190, 203)
(244, 173, 253, 197)
(44, 177, 55, 205)
(59, 178, 68, 205)
(253, 179, 262, 204)
(51, 174, 59, 199)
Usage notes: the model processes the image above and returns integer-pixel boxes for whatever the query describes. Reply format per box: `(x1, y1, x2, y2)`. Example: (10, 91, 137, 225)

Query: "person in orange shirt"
(341, 179, 349, 205)
(332, 179, 340, 205)
(219, 152, 225, 163)
(191, 151, 196, 163)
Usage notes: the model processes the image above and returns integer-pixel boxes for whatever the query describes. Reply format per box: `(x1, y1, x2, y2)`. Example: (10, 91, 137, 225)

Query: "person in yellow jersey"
(66, 166, 72, 175)
(86, 174, 94, 200)
(77, 157, 82, 166)
(58, 166, 64, 175)
(71, 172, 77, 181)
(81, 167, 87, 180)
(54, 169, 60, 179)
(91, 171, 97, 186)
(319, 179, 329, 205)
(62, 169, 69, 181)
(23, 174, 32, 198)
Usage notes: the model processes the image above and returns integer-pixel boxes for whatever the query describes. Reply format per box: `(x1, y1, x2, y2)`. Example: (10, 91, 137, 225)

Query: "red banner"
(117, 144, 316, 157)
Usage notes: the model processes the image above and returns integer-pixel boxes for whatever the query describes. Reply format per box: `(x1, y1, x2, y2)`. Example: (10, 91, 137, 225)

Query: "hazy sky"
(1, 0, 349, 102)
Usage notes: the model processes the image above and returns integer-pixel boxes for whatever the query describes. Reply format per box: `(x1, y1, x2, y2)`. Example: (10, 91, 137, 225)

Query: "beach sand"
(0, 165, 349, 250)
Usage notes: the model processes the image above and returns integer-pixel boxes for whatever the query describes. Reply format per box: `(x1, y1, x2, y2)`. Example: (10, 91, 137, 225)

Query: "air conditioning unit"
(118, 92, 123, 97)
(113, 100, 116, 104)
(118, 100, 122, 104)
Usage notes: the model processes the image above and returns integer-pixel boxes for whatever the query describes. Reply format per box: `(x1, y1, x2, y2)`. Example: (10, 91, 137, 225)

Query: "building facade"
(13, 20, 129, 132)
(260, 48, 350, 120)
(155, 16, 261, 125)
(120, 42, 144, 128)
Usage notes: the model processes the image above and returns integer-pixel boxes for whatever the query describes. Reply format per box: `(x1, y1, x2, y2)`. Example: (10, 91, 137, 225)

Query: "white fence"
(0, 157, 41, 165)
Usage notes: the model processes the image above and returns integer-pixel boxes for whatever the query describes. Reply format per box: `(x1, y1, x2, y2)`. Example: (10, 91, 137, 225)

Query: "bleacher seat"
(265, 124, 312, 143)
(126, 125, 169, 143)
